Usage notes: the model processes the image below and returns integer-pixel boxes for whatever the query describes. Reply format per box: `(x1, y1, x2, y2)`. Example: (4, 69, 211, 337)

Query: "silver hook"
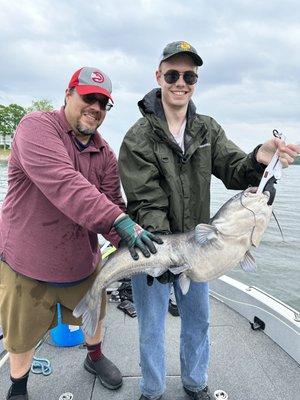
(273, 129, 282, 139)
(273, 129, 287, 142)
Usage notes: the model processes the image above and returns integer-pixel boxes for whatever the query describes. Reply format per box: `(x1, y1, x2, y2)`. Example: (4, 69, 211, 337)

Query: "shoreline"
(0, 151, 299, 165)
(0, 150, 10, 162)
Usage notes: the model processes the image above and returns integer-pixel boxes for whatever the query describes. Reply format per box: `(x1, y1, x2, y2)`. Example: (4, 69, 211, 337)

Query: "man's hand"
(256, 138, 300, 168)
(114, 215, 163, 260)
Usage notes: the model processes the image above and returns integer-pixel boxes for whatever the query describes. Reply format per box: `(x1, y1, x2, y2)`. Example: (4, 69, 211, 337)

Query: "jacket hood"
(138, 88, 197, 121)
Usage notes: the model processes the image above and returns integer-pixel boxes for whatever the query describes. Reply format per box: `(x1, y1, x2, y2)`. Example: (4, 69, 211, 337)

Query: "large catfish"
(73, 187, 273, 336)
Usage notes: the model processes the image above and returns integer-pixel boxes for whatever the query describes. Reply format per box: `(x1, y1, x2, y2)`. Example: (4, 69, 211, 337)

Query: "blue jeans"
(132, 274, 210, 399)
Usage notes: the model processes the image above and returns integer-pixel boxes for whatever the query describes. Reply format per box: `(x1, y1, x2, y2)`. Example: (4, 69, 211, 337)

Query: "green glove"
(114, 215, 163, 260)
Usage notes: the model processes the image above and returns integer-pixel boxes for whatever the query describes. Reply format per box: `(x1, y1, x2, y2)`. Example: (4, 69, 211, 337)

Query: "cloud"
(0, 0, 299, 152)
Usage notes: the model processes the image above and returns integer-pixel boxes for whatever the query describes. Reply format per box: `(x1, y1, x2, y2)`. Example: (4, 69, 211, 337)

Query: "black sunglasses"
(162, 69, 198, 85)
(81, 93, 113, 111)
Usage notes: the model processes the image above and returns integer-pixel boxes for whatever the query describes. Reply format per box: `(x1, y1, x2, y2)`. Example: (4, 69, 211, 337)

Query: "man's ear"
(65, 88, 72, 99)
(156, 70, 162, 86)
(64, 88, 73, 106)
(64, 88, 74, 105)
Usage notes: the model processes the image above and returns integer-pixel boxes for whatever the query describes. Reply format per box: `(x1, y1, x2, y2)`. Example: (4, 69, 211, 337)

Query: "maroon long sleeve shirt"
(0, 108, 125, 282)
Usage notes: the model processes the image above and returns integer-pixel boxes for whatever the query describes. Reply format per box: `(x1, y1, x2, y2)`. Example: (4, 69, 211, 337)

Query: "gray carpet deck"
(0, 296, 299, 400)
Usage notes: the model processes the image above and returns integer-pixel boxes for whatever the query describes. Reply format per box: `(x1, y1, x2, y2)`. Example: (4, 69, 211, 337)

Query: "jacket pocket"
(192, 143, 211, 179)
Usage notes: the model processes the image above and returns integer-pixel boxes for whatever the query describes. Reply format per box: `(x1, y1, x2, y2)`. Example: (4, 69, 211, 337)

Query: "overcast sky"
(0, 0, 299, 153)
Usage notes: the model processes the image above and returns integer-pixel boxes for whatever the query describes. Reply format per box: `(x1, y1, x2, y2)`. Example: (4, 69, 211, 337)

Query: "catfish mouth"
(263, 176, 277, 205)
(245, 182, 276, 206)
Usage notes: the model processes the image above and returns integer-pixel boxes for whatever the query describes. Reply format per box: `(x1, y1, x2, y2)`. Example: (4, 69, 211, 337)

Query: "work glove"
(147, 270, 179, 286)
(114, 215, 163, 260)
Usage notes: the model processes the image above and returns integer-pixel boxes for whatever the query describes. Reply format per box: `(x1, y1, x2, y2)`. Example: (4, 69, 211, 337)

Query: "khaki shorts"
(0, 260, 106, 353)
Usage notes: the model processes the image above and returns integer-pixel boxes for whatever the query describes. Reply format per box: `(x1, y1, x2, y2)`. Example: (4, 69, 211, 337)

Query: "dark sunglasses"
(162, 69, 198, 85)
(81, 93, 113, 111)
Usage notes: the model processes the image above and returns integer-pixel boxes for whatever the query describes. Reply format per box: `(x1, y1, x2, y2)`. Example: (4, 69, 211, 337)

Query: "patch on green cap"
(160, 41, 203, 66)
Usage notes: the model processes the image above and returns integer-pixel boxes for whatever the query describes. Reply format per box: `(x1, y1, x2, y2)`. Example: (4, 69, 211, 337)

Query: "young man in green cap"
(118, 41, 300, 400)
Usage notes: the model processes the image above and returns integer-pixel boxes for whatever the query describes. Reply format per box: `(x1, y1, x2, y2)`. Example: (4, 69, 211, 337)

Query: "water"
(0, 161, 299, 311)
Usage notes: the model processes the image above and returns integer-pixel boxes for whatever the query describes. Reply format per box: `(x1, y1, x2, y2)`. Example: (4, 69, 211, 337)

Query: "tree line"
(1, 100, 299, 164)
(0, 99, 54, 148)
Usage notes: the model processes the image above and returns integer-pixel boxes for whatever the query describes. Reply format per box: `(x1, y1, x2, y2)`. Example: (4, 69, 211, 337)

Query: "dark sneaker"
(184, 386, 212, 399)
(6, 387, 28, 400)
(84, 354, 122, 390)
(138, 395, 162, 400)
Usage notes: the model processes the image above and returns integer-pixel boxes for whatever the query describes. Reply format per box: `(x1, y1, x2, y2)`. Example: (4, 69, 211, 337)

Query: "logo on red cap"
(91, 71, 104, 84)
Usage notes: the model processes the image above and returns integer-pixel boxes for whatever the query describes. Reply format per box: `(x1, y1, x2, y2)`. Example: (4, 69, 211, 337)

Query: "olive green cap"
(160, 41, 203, 66)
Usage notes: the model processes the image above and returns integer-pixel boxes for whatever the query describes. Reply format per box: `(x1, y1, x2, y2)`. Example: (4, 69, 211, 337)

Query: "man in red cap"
(0, 66, 162, 400)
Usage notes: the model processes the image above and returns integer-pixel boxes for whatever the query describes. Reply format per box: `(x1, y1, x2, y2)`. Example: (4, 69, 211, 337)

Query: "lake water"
(0, 161, 299, 311)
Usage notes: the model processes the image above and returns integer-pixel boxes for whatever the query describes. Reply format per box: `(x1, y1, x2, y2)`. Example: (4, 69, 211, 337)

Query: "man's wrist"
(113, 213, 127, 226)
(251, 144, 266, 173)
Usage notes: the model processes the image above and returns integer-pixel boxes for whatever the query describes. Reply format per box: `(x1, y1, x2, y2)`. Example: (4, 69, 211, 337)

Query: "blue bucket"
(50, 303, 84, 347)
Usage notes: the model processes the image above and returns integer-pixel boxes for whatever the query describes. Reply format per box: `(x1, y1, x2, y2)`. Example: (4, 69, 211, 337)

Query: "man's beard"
(75, 121, 98, 136)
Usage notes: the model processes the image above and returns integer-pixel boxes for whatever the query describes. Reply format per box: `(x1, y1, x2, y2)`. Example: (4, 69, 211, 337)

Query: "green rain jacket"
(119, 89, 264, 234)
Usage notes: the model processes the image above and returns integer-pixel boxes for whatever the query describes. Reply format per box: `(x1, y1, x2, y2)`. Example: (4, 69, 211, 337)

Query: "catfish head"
(211, 187, 273, 247)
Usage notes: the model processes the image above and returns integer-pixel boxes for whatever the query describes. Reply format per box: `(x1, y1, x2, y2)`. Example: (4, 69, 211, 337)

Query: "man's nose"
(89, 100, 102, 111)
(176, 73, 186, 85)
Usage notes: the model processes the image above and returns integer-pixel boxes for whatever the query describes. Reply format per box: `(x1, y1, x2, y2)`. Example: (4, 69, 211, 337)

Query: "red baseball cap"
(68, 67, 113, 102)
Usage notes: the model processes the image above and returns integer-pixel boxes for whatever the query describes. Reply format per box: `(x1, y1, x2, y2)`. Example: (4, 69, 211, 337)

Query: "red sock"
(86, 342, 102, 362)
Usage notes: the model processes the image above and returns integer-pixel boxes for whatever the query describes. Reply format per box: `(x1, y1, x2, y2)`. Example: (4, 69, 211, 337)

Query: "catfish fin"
(145, 263, 190, 278)
(73, 290, 102, 337)
(195, 224, 218, 245)
(240, 251, 257, 272)
(210, 239, 224, 250)
(179, 273, 191, 295)
(169, 263, 190, 275)
(145, 267, 166, 278)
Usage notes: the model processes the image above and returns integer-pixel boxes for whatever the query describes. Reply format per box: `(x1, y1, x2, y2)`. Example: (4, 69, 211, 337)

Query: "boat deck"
(0, 295, 299, 400)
